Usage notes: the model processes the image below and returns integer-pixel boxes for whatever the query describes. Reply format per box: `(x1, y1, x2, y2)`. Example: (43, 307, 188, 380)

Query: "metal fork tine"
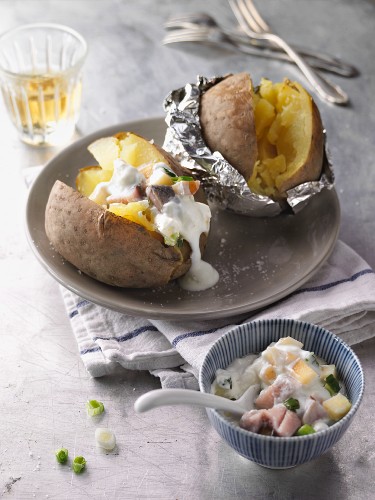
(164, 12, 216, 29)
(244, 0, 270, 31)
(228, 0, 251, 35)
(165, 14, 199, 23)
(236, 0, 258, 33)
(164, 18, 197, 29)
(238, 11, 262, 33)
(162, 30, 208, 45)
(165, 27, 211, 38)
(164, 20, 198, 30)
(233, 0, 266, 33)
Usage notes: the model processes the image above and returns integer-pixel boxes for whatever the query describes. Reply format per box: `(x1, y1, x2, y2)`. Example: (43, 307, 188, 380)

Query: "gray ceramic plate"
(25, 117, 340, 320)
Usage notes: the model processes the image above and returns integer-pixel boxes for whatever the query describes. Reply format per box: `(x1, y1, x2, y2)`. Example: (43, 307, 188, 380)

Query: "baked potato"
(45, 132, 213, 289)
(199, 74, 324, 199)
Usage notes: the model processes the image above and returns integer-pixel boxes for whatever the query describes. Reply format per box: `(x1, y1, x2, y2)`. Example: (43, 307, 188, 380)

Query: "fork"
(229, 0, 349, 105)
(162, 26, 319, 63)
(163, 26, 296, 60)
(165, 12, 358, 78)
(163, 27, 357, 77)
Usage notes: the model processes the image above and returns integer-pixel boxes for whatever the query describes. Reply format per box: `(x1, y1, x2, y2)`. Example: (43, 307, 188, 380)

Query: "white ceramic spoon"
(134, 385, 260, 416)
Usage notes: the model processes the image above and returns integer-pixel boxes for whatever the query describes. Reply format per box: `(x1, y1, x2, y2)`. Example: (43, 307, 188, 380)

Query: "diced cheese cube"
(276, 336, 303, 349)
(323, 393, 352, 421)
(259, 364, 276, 384)
(285, 351, 298, 364)
(148, 167, 174, 186)
(263, 345, 299, 366)
(262, 346, 283, 365)
(291, 359, 318, 385)
(320, 364, 337, 380)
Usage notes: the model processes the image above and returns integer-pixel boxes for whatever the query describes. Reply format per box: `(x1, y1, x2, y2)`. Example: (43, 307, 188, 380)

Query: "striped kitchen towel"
(62, 240, 375, 388)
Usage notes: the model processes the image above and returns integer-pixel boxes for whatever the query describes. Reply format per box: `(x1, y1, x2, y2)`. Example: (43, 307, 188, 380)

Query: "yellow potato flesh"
(78, 133, 171, 231)
(87, 137, 119, 171)
(88, 133, 168, 174)
(119, 134, 166, 167)
(249, 79, 313, 197)
(108, 202, 155, 232)
(76, 167, 113, 197)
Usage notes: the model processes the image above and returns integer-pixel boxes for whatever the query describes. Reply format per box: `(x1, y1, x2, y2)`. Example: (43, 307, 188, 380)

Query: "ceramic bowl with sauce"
(199, 319, 364, 469)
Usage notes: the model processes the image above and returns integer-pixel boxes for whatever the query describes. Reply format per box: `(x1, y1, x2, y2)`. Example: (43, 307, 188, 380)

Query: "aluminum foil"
(163, 74, 334, 217)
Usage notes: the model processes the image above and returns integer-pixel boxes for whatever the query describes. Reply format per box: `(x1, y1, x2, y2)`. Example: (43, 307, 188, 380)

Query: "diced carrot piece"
(188, 180, 200, 195)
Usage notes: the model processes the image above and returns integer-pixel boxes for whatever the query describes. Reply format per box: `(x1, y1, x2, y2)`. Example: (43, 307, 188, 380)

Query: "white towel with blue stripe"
(62, 240, 375, 389)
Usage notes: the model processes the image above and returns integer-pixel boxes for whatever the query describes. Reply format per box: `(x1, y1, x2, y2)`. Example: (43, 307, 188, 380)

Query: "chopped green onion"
(176, 236, 184, 248)
(283, 397, 300, 412)
(171, 175, 194, 183)
(86, 399, 105, 417)
(95, 428, 116, 451)
(163, 167, 176, 177)
(55, 448, 68, 464)
(217, 375, 232, 390)
(324, 374, 340, 396)
(305, 353, 319, 366)
(296, 424, 316, 436)
(164, 232, 180, 246)
(72, 456, 86, 474)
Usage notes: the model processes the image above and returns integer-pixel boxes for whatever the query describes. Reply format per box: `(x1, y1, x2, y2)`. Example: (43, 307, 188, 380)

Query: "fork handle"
(263, 32, 349, 105)
(228, 32, 358, 77)
(279, 45, 358, 78)
(232, 40, 354, 77)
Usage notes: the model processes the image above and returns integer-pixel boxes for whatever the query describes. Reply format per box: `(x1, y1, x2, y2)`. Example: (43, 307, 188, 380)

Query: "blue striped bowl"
(199, 319, 364, 469)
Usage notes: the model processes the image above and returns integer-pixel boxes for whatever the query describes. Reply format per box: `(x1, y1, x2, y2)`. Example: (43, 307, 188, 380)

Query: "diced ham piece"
(302, 398, 328, 425)
(254, 385, 275, 409)
(268, 404, 287, 428)
(275, 409, 301, 437)
(240, 404, 302, 437)
(255, 375, 300, 409)
(172, 180, 200, 196)
(239, 409, 271, 434)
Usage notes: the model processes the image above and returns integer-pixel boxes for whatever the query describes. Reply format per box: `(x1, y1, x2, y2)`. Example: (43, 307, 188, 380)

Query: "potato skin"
(199, 73, 257, 180)
(45, 180, 197, 288)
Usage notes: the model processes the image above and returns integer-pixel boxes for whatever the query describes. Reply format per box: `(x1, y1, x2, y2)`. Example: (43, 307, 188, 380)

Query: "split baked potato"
(45, 132, 209, 288)
(199, 73, 324, 199)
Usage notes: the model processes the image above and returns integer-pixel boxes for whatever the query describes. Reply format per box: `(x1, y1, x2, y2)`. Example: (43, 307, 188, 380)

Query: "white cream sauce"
(213, 354, 261, 400)
(89, 158, 146, 205)
(155, 196, 219, 291)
